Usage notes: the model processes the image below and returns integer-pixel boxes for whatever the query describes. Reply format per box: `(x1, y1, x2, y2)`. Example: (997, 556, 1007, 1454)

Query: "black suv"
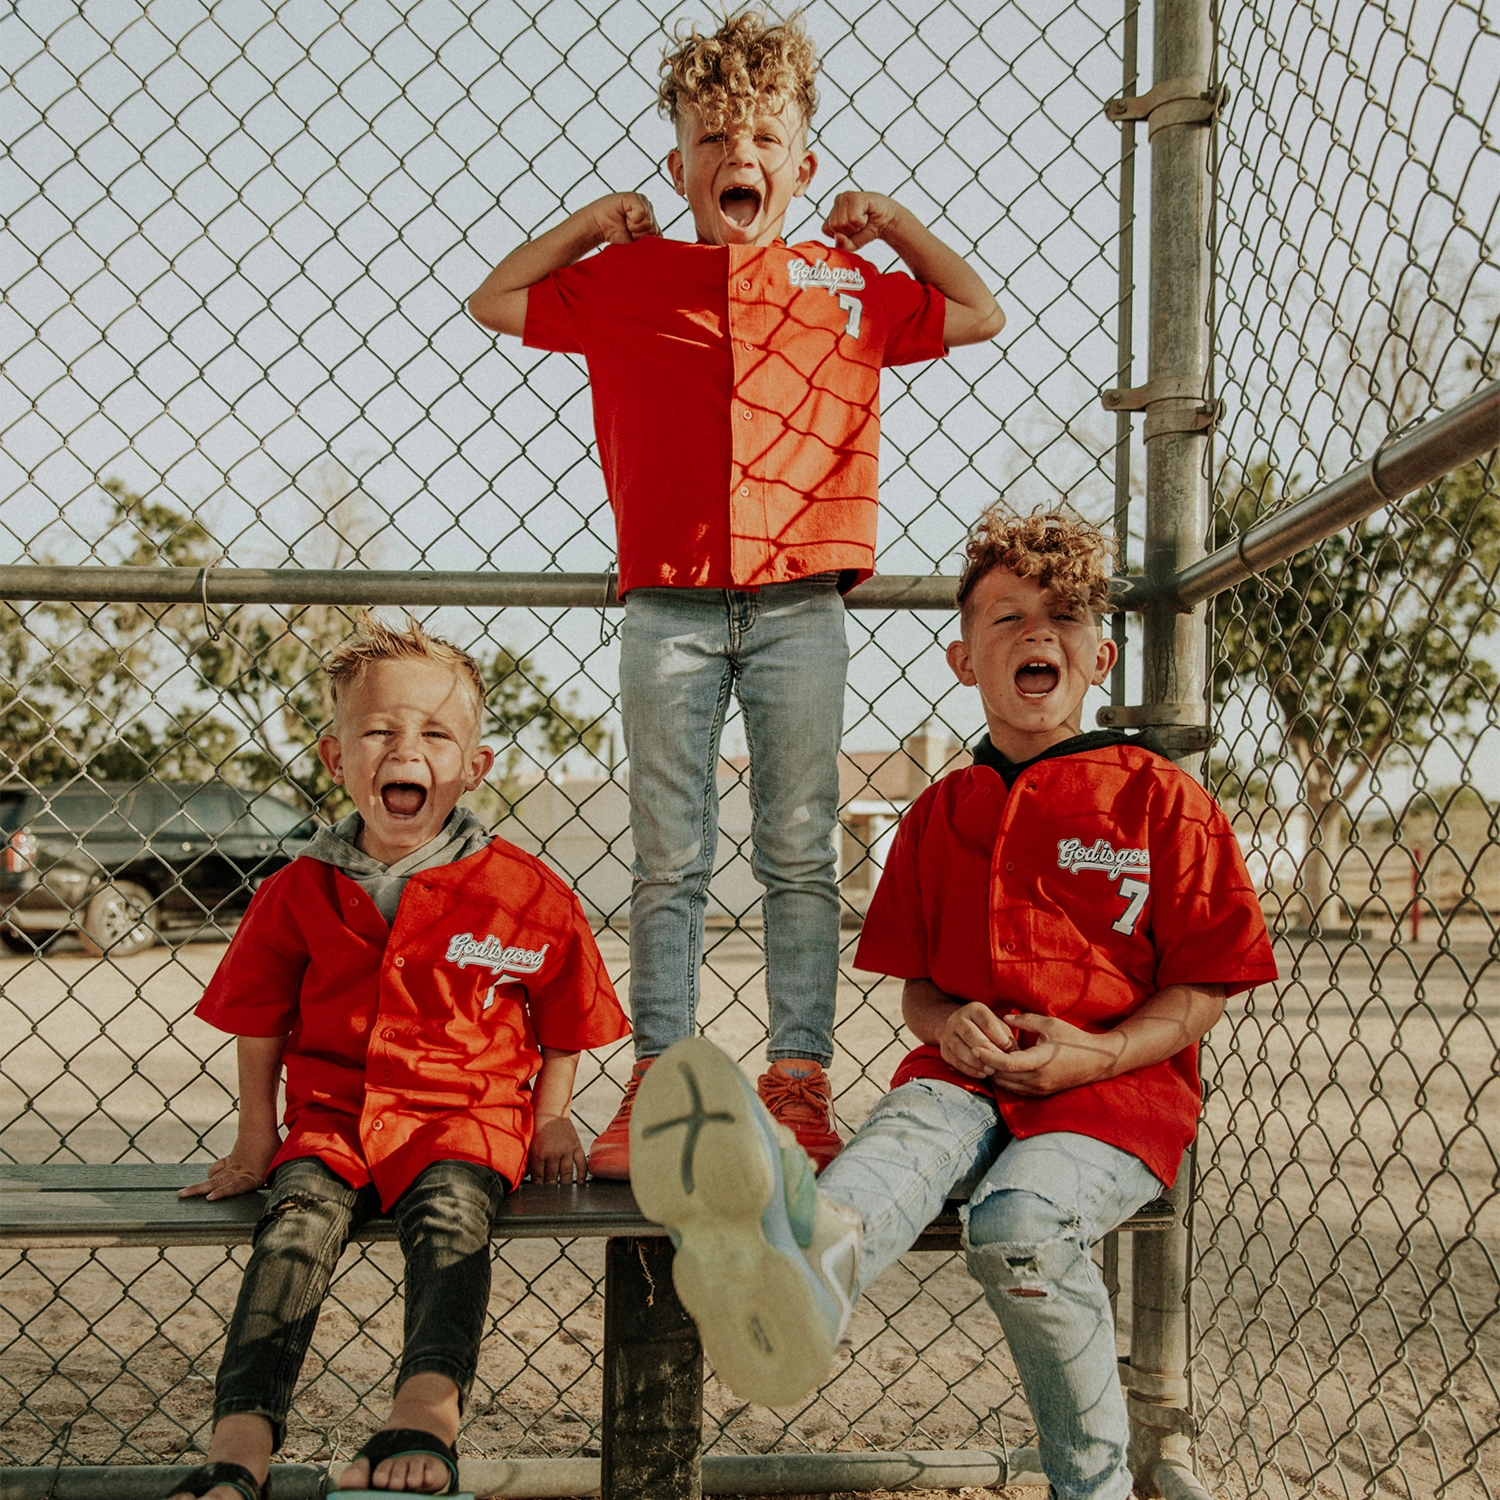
(0, 781, 315, 955)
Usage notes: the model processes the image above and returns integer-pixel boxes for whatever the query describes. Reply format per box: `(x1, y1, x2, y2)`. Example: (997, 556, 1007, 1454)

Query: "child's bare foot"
(336, 1372, 461, 1493)
(164, 1413, 272, 1499)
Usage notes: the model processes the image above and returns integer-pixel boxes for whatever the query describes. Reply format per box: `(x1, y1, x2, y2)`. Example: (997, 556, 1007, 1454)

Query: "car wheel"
(79, 881, 160, 957)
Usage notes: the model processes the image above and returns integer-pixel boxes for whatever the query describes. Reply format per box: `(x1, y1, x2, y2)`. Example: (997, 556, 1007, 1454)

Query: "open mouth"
(1015, 661, 1060, 699)
(720, 185, 762, 227)
(380, 782, 427, 817)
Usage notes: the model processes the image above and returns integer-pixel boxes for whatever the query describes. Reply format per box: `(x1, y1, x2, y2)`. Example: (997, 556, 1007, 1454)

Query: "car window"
(0, 789, 35, 833)
(157, 787, 245, 837)
(28, 790, 132, 836)
(240, 794, 313, 837)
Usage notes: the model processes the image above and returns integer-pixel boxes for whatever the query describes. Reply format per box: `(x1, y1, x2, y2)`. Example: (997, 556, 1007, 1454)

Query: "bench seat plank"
(0, 1164, 1172, 1250)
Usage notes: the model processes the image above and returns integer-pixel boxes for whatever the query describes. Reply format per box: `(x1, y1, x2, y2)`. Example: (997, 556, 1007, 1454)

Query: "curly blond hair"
(956, 505, 1117, 622)
(325, 612, 485, 731)
(658, 7, 819, 138)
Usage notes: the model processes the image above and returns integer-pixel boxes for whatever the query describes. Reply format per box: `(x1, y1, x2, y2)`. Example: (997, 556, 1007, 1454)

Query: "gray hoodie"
(301, 806, 492, 924)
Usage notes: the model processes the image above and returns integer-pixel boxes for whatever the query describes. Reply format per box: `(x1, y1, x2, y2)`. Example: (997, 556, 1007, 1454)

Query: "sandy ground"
(2, 922, 1495, 1498)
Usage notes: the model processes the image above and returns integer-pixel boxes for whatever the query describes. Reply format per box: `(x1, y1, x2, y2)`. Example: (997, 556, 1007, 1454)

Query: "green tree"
(0, 481, 606, 809)
(1213, 456, 1499, 928)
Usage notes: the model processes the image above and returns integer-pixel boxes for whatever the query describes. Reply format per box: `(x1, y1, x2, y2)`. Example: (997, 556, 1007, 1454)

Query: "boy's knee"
(964, 1187, 1085, 1300)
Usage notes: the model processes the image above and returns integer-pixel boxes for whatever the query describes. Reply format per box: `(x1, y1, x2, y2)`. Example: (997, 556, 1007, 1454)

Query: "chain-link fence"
(1, 0, 1495, 1495)
(0, 0, 1133, 1478)
(1199, 2, 1499, 1497)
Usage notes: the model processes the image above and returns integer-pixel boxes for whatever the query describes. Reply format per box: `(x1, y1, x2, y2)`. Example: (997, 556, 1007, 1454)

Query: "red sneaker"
(587, 1058, 653, 1180)
(757, 1059, 843, 1172)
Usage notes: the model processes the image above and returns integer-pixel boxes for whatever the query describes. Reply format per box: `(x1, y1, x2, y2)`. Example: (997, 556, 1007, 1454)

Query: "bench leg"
(602, 1235, 703, 1500)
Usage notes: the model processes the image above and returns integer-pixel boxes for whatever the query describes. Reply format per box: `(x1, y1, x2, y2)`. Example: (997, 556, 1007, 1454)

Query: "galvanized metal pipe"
(1127, 0, 1213, 1494)
(0, 569, 961, 612)
(0, 1447, 1047, 1499)
(1169, 376, 1500, 609)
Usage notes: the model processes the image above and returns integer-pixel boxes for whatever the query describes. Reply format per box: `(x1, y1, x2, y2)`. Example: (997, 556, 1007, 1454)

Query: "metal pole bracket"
(1104, 76, 1225, 138)
(1101, 379, 1221, 440)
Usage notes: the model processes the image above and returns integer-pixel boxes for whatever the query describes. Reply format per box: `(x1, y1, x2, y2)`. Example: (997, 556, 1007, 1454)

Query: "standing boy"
(469, 8, 1003, 1177)
(630, 508, 1278, 1499)
(168, 618, 628, 1500)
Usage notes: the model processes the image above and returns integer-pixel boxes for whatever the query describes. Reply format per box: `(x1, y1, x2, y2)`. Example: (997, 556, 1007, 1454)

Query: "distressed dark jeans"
(213, 1156, 506, 1445)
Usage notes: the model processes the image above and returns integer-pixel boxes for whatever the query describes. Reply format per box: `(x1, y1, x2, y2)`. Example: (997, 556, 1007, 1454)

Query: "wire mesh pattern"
(0, 0, 1132, 1475)
(1202, 2, 1499, 1496)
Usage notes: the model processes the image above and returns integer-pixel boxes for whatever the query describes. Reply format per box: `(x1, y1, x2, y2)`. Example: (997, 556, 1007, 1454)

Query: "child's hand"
(937, 1001, 1016, 1079)
(822, 192, 905, 251)
(589, 193, 661, 246)
(179, 1128, 281, 1201)
(529, 1115, 587, 1185)
(986, 1013, 1126, 1097)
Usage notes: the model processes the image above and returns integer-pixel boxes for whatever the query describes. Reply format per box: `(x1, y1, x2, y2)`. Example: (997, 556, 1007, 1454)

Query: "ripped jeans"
(817, 1080, 1163, 1500)
(213, 1157, 506, 1445)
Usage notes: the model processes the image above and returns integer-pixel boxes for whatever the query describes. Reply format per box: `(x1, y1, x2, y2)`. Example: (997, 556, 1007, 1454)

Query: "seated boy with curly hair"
(629, 507, 1277, 1500)
(469, 6, 1003, 1180)
(169, 617, 628, 1500)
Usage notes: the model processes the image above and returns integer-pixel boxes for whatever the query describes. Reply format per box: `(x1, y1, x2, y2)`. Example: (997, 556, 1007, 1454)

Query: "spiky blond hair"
(325, 613, 485, 731)
(956, 505, 1117, 623)
(658, 7, 819, 139)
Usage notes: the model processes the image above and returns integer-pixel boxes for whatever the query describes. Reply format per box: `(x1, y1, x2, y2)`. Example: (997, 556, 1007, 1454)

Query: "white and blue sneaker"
(629, 1037, 861, 1407)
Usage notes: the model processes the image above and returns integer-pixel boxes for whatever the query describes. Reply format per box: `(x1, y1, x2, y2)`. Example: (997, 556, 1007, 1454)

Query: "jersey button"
(740, 485, 750, 496)
(1005, 861, 1016, 871)
(371, 1119, 384, 1131)
(393, 956, 405, 968)
(1005, 941, 1017, 953)
(382, 1029, 396, 1041)
(742, 409, 753, 419)
(740, 277, 751, 290)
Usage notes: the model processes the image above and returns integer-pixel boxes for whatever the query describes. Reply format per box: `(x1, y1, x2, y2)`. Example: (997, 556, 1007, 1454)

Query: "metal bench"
(0, 1162, 1174, 1499)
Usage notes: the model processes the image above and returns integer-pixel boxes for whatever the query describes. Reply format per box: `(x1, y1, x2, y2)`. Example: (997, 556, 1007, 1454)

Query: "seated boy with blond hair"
(630, 507, 1277, 1500)
(469, 7, 1003, 1179)
(170, 617, 628, 1500)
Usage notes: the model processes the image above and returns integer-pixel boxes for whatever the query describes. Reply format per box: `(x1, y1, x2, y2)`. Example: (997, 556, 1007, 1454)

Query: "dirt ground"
(2, 922, 1495, 1497)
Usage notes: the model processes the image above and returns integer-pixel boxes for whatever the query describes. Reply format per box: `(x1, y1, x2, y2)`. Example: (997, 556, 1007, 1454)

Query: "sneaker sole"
(630, 1038, 837, 1407)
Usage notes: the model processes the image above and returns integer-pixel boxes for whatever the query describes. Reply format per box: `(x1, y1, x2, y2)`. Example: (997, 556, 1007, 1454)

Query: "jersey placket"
(727, 245, 773, 585)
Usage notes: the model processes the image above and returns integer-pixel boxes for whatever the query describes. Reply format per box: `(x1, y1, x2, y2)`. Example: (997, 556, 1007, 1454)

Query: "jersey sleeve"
(195, 870, 309, 1037)
(869, 263, 948, 367)
(1149, 785, 1278, 996)
(852, 797, 935, 977)
(522, 249, 617, 355)
(524, 881, 630, 1051)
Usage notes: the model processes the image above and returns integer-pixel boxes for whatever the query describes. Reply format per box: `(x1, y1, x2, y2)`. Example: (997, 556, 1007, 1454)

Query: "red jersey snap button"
(382, 1029, 396, 1041)
(1006, 861, 1016, 871)
(393, 956, 405, 968)
(740, 278, 751, 290)
(1005, 941, 1017, 952)
(740, 485, 750, 496)
(372, 1119, 383, 1130)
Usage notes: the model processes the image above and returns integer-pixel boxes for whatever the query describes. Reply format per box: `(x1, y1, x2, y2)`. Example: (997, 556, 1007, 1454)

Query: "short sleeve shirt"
(524, 237, 947, 594)
(854, 743, 1278, 1186)
(197, 840, 629, 1207)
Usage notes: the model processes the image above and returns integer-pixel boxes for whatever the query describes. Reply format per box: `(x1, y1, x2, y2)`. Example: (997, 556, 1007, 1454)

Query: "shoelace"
(760, 1071, 830, 1125)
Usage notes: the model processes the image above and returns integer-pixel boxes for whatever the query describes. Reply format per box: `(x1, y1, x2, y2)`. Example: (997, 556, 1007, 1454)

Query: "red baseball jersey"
(197, 841, 629, 1207)
(523, 236, 946, 595)
(854, 743, 1277, 1185)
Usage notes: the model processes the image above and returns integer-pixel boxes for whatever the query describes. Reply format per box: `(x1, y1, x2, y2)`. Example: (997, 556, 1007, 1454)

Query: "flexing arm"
(528, 1046, 588, 1185)
(179, 1033, 287, 1200)
(468, 194, 661, 337)
(987, 983, 1228, 1098)
(822, 193, 1005, 347)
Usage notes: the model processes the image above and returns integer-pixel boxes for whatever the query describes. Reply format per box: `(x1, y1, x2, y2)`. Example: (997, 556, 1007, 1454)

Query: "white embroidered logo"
(787, 258, 866, 294)
(445, 933, 549, 975)
(1056, 838, 1150, 881)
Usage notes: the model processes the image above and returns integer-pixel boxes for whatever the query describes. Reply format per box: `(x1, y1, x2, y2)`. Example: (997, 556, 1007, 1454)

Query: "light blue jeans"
(818, 1080, 1164, 1500)
(619, 578, 848, 1063)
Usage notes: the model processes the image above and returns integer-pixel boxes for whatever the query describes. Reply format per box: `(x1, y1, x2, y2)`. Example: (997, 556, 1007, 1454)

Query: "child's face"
(668, 103, 816, 247)
(946, 568, 1118, 762)
(317, 657, 494, 865)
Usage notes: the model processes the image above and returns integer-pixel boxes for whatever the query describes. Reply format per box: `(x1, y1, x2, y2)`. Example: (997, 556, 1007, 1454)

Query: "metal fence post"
(1125, 0, 1215, 1496)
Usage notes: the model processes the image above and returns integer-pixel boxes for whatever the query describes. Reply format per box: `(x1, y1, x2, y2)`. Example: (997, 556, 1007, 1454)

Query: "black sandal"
(345, 1427, 460, 1495)
(170, 1461, 266, 1500)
